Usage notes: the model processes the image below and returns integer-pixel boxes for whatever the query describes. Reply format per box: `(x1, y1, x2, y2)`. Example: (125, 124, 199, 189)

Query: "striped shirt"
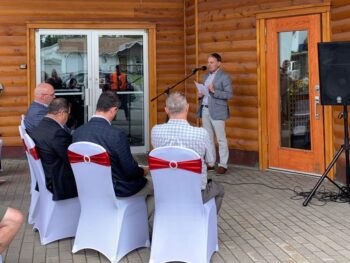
(151, 119, 214, 189)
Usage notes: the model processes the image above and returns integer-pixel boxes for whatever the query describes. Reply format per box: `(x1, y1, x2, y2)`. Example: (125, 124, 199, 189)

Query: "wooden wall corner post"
(321, 10, 333, 179)
(27, 26, 36, 105)
(148, 26, 157, 151)
(194, 0, 200, 127)
(257, 18, 268, 170)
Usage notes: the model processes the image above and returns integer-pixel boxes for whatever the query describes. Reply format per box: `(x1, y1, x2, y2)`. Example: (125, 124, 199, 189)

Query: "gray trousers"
(202, 180, 225, 213)
(202, 107, 229, 168)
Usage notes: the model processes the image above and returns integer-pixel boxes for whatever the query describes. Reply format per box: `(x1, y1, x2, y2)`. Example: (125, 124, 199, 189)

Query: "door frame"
(256, 3, 333, 176)
(27, 21, 157, 152)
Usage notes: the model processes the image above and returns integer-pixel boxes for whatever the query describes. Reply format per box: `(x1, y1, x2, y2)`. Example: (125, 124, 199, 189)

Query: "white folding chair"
(23, 134, 80, 245)
(20, 114, 26, 130)
(19, 126, 39, 225)
(148, 146, 218, 263)
(68, 142, 150, 263)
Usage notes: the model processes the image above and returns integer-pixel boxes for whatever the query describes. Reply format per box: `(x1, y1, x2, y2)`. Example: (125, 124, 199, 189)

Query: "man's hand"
(208, 84, 215, 93)
(142, 166, 149, 176)
(198, 91, 203, 98)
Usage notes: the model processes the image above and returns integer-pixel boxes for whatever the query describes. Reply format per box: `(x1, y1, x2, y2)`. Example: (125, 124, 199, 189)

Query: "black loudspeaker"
(318, 41, 350, 105)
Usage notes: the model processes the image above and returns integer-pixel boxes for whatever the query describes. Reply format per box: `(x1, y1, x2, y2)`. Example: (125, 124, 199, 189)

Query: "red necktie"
(68, 150, 111, 166)
(148, 156, 201, 174)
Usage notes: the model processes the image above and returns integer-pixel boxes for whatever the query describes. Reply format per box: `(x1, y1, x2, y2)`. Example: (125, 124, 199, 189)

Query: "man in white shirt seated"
(151, 92, 224, 212)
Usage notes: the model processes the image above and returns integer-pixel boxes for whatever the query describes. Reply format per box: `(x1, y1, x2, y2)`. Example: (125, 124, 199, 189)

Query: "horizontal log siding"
(330, 0, 350, 181)
(185, 0, 198, 125)
(186, 0, 329, 154)
(197, 3, 258, 152)
(0, 0, 184, 146)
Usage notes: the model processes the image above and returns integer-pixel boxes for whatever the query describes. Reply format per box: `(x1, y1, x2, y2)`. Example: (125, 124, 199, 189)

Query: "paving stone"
(3, 160, 350, 262)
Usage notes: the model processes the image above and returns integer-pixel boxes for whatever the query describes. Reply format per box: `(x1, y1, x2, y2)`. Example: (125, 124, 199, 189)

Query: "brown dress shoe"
(207, 165, 215, 171)
(216, 166, 227, 175)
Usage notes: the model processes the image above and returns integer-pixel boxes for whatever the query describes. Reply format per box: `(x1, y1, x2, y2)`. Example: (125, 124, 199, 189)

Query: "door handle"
(315, 95, 320, 120)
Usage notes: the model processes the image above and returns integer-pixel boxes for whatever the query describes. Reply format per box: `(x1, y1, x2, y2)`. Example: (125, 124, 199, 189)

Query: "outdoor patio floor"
(1, 157, 350, 263)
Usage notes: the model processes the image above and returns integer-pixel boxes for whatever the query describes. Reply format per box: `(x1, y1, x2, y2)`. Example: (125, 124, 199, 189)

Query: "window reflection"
(279, 31, 311, 150)
(98, 35, 145, 147)
(40, 35, 87, 129)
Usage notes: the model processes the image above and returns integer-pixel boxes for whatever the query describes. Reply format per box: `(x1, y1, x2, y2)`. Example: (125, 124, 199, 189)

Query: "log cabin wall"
(0, 0, 345, 172)
(0, 0, 184, 151)
(330, 0, 350, 182)
(185, 0, 328, 166)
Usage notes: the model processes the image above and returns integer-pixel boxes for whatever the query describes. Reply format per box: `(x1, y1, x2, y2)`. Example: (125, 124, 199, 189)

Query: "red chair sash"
(148, 156, 201, 174)
(68, 150, 110, 166)
(29, 147, 39, 160)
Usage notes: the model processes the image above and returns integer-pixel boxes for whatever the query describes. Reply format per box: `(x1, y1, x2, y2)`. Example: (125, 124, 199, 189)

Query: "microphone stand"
(151, 69, 198, 102)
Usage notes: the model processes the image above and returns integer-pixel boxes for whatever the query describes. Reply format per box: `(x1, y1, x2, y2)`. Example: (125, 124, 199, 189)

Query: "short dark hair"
(48, 98, 69, 114)
(210, 53, 222, 62)
(96, 91, 121, 112)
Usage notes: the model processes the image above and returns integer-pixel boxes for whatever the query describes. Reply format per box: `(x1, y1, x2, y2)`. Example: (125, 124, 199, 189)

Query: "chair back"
(149, 146, 203, 212)
(68, 141, 150, 262)
(19, 127, 39, 225)
(23, 134, 49, 198)
(20, 115, 26, 129)
(68, 141, 116, 208)
(149, 146, 218, 263)
(23, 133, 80, 245)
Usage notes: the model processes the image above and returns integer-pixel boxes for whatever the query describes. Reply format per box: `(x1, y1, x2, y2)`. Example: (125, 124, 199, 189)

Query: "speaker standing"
(197, 53, 233, 175)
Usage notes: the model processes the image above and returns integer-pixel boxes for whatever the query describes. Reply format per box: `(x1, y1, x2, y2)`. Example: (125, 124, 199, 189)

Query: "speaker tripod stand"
(303, 105, 350, 206)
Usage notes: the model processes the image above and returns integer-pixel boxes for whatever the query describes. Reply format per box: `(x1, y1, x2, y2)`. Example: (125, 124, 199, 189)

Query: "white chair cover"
(68, 141, 150, 263)
(23, 134, 80, 245)
(18, 126, 39, 225)
(149, 146, 218, 263)
(20, 115, 26, 129)
(0, 138, 2, 172)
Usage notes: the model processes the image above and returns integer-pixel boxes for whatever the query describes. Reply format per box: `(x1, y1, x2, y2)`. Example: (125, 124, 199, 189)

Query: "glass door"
(35, 29, 149, 153)
(266, 14, 325, 174)
(92, 31, 148, 153)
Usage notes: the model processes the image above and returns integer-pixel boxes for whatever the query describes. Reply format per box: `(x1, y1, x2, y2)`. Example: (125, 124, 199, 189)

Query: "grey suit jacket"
(197, 69, 233, 120)
(24, 101, 48, 134)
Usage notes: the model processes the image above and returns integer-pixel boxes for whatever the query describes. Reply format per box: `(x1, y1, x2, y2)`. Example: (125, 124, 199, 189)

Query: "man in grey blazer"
(24, 83, 55, 134)
(197, 53, 233, 174)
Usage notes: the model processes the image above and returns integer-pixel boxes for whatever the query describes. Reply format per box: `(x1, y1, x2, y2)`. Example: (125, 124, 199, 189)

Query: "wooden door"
(266, 14, 325, 174)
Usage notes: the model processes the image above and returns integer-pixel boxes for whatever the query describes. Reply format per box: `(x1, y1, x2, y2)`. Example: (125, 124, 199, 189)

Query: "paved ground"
(1, 157, 350, 263)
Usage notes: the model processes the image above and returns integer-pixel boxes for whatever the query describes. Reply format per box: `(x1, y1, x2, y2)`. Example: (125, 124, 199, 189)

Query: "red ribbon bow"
(148, 156, 202, 174)
(67, 150, 111, 166)
(29, 147, 39, 160)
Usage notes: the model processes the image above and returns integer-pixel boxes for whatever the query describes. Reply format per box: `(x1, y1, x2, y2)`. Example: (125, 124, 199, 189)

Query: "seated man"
(72, 91, 153, 216)
(31, 98, 78, 201)
(24, 83, 55, 134)
(0, 205, 23, 254)
(151, 92, 224, 212)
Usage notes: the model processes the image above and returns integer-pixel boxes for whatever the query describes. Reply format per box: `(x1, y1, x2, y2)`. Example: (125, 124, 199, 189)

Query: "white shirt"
(202, 68, 219, 106)
(151, 119, 214, 189)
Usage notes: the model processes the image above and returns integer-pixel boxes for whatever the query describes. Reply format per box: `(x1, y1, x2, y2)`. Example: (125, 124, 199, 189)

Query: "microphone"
(192, 66, 207, 73)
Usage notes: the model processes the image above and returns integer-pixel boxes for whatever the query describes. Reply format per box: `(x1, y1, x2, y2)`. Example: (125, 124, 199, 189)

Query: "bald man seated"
(24, 83, 56, 134)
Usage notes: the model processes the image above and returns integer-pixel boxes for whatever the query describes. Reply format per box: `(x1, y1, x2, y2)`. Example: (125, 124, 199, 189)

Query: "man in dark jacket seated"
(31, 98, 78, 200)
(72, 91, 153, 216)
